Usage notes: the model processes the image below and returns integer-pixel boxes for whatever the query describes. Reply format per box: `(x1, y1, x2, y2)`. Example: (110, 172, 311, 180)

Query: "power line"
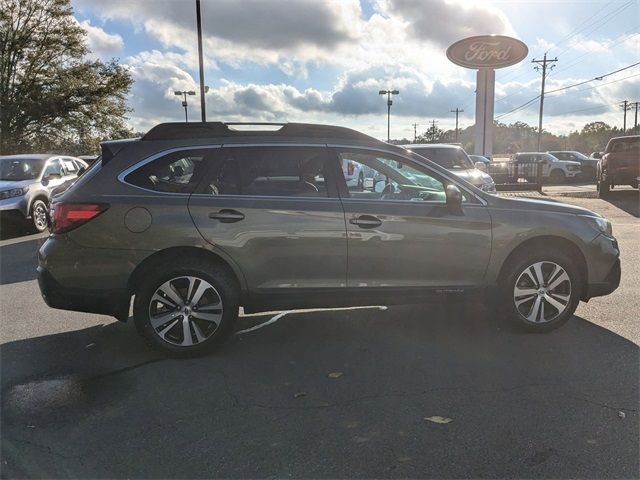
(546, 72, 640, 98)
(545, 62, 640, 95)
(620, 100, 632, 132)
(546, 0, 616, 53)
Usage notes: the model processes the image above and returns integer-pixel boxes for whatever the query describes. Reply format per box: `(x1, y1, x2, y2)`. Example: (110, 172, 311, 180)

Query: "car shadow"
(0, 234, 46, 285)
(603, 190, 639, 217)
(1, 306, 638, 479)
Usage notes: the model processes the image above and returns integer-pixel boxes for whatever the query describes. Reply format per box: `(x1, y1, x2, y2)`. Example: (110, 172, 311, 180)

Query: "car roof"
(0, 153, 58, 161)
(402, 144, 461, 149)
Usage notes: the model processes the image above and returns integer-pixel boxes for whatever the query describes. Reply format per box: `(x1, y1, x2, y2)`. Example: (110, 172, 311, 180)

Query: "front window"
(0, 157, 45, 181)
(338, 151, 447, 202)
(412, 147, 473, 170)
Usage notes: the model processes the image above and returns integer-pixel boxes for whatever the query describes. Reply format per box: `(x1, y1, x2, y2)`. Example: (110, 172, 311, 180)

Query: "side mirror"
(474, 161, 487, 172)
(445, 184, 463, 212)
(593, 152, 603, 159)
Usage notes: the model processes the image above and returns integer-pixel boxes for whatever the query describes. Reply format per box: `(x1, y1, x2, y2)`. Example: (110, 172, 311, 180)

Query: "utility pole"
(379, 90, 399, 142)
(632, 101, 640, 132)
(620, 100, 632, 133)
(428, 120, 438, 143)
(412, 123, 420, 143)
(450, 108, 464, 142)
(195, 0, 207, 122)
(532, 53, 557, 152)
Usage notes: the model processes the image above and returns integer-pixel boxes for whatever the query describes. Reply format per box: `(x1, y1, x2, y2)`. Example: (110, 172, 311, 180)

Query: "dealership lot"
(1, 190, 638, 478)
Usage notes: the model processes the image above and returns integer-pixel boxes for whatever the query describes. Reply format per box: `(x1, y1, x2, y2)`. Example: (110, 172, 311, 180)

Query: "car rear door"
(188, 144, 348, 307)
(331, 147, 492, 300)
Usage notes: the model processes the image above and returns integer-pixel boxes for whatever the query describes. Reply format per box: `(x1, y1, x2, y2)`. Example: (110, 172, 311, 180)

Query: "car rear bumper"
(37, 266, 130, 320)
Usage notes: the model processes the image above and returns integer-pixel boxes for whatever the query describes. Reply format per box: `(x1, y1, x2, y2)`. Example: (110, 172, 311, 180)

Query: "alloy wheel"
(513, 261, 572, 324)
(33, 202, 48, 231)
(148, 275, 223, 346)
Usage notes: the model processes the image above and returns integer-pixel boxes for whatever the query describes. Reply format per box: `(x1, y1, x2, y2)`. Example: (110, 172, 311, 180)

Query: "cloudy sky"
(72, 0, 639, 140)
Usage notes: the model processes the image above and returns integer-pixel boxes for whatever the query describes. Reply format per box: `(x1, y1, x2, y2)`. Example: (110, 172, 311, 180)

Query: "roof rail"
(141, 122, 376, 142)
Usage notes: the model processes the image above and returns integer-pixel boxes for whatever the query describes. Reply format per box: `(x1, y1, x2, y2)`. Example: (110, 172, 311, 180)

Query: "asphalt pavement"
(1, 189, 638, 479)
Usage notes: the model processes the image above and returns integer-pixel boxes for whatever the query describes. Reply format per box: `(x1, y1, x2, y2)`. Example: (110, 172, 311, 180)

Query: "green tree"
(0, 0, 133, 154)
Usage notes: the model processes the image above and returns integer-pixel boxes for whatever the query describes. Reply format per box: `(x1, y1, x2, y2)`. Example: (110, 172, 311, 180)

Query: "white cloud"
(77, 20, 123, 58)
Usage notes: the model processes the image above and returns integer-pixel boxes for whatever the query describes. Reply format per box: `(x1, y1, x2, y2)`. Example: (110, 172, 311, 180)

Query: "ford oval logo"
(447, 35, 528, 69)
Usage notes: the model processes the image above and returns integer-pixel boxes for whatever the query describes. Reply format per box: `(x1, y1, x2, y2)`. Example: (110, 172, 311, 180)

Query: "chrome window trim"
(117, 144, 222, 194)
(327, 143, 488, 206)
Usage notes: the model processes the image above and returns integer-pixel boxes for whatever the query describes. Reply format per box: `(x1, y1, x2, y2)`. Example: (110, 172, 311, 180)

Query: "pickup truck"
(597, 135, 640, 198)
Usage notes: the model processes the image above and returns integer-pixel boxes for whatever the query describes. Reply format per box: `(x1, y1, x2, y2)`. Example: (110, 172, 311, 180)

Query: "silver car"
(404, 144, 497, 193)
(0, 154, 87, 232)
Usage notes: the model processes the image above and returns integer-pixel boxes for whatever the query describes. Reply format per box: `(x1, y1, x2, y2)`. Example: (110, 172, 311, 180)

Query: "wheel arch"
(27, 193, 50, 216)
(127, 246, 247, 303)
(498, 235, 588, 299)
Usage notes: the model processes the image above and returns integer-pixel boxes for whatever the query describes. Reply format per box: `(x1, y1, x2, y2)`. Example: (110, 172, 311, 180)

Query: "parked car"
(341, 155, 375, 189)
(0, 154, 87, 232)
(38, 122, 620, 357)
(404, 144, 496, 193)
(469, 154, 491, 166)
(547, 151, 599, 180)
(597, 135, 640, 197)
(511, 152, 581, 183)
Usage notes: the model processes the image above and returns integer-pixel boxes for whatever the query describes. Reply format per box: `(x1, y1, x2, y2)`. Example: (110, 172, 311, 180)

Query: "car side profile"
(38, 123, 620, 357)
(512, 152, 581, 183)
(0, 154, 87, 232)
(548, 151, 599, 180)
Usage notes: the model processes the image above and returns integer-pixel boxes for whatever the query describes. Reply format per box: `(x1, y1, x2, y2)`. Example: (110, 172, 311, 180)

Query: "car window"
(125, 150, 210, 194)
(61, 159, 78, 175)
(551, 152, 570, 160)
(412, 147, 473, 170)
(607, 137, 640, 154)
(43, 159, 63, 177)
(0, 157, 46, 181)
(197, 146, 331, 198)
(337, 150, 447, 203)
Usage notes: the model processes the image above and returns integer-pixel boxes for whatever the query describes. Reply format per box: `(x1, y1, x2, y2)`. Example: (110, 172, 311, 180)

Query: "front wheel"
(549, 169, 566, 184)
(499, 250, 582, 332)
(133, 258, 239, 357)
(30, 199, 49, 233)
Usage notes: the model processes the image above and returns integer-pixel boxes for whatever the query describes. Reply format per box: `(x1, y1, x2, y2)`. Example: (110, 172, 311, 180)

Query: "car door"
(188, 144, 348, 307)
(331, 147, 492, 299)
(40, 158, 67, 192)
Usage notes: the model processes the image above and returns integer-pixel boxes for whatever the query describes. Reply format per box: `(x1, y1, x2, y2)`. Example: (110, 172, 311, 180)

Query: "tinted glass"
(125, 150, 210, 193)
(608, 137, 640, 153)
(199, 147, 330, 198)
(338, 151, 446, 202)
(0, 157, 45, 180)
(412, 147, 473, 170)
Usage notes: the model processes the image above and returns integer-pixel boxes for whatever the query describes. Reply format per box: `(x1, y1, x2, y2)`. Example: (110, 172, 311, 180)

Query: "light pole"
(379, 89, 399, 142)
(174, 90, 196, 123)
(195, 0, 206, 122)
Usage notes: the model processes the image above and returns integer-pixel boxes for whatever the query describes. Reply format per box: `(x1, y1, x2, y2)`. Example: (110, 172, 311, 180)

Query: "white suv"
(513, 152, 581, 183)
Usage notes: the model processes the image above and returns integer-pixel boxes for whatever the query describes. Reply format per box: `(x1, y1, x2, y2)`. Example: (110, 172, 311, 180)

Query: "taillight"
(347, 161, 355, 176)
(51, 202, 109, 234)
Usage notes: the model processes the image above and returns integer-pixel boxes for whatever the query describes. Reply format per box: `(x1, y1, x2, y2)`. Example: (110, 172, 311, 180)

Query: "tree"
(0, 0, 133, 154)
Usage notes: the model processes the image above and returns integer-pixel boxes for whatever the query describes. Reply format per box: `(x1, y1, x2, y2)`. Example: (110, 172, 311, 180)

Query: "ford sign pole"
(446, 35, 528, 158)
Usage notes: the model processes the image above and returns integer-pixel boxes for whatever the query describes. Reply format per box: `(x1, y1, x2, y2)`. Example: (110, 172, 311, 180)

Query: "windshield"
(571, 152, 590, 161)
(412, 147, 473, 170)
(0, 157, 45, 181)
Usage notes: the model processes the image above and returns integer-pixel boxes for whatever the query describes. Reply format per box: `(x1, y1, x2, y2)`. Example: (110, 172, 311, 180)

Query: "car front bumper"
(0, 195, 29, 217)
(583, 234, 621, 300)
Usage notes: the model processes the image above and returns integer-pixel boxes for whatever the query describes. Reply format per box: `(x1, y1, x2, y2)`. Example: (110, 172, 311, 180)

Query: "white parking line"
(236, 306, 388, 335)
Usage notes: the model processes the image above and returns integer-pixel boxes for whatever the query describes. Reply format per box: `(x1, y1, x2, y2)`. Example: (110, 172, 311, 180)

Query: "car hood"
(0, 179, 34, 191)
(450, 168, 493, 186)
(489, 194, 598, 216)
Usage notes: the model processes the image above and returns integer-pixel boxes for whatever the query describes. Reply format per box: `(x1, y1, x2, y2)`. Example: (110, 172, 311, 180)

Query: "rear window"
(125, 150, 210, 194)
(607, 137, 640, 154)
(412, 148, 473, 170)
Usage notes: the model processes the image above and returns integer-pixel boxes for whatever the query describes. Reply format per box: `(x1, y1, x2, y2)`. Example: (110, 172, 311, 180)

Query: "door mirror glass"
(474, 161, 487, 172)
(445, 184, 463, 210)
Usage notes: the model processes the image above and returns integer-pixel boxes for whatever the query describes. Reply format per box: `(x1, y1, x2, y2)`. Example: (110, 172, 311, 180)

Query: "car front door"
(188, 145, 347, 309)
(331, 148, 492, 301)
(40, 158, 67, 192)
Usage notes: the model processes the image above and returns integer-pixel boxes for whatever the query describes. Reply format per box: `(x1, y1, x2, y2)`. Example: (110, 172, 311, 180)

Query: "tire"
(133, 257, 239, 358)
(597, 174, 611, 198)
(498, 248, 582, 332)
(549, 169, 566, 184)
(30, 199, 49, 233)
(357, 172, 364, 190)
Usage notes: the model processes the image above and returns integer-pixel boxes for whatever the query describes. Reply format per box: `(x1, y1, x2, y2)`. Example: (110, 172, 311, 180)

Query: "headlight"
(580, 215, 613, 237)
(0, 186, 29, 200)
(481, 182, 496, 193)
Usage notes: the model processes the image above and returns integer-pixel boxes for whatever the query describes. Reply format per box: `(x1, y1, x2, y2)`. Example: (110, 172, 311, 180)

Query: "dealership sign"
(446, 35, 528, 69)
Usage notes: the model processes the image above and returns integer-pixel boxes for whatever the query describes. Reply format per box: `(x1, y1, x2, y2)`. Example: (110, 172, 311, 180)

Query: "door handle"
(349, 215, 382, 228)
(209, 209, 245, 223)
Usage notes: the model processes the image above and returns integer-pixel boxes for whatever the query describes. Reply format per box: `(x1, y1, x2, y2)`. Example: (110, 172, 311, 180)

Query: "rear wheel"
(499, 249, 581, 332)
(133, 258, 239, 357)
(30, 199, 49, 233)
